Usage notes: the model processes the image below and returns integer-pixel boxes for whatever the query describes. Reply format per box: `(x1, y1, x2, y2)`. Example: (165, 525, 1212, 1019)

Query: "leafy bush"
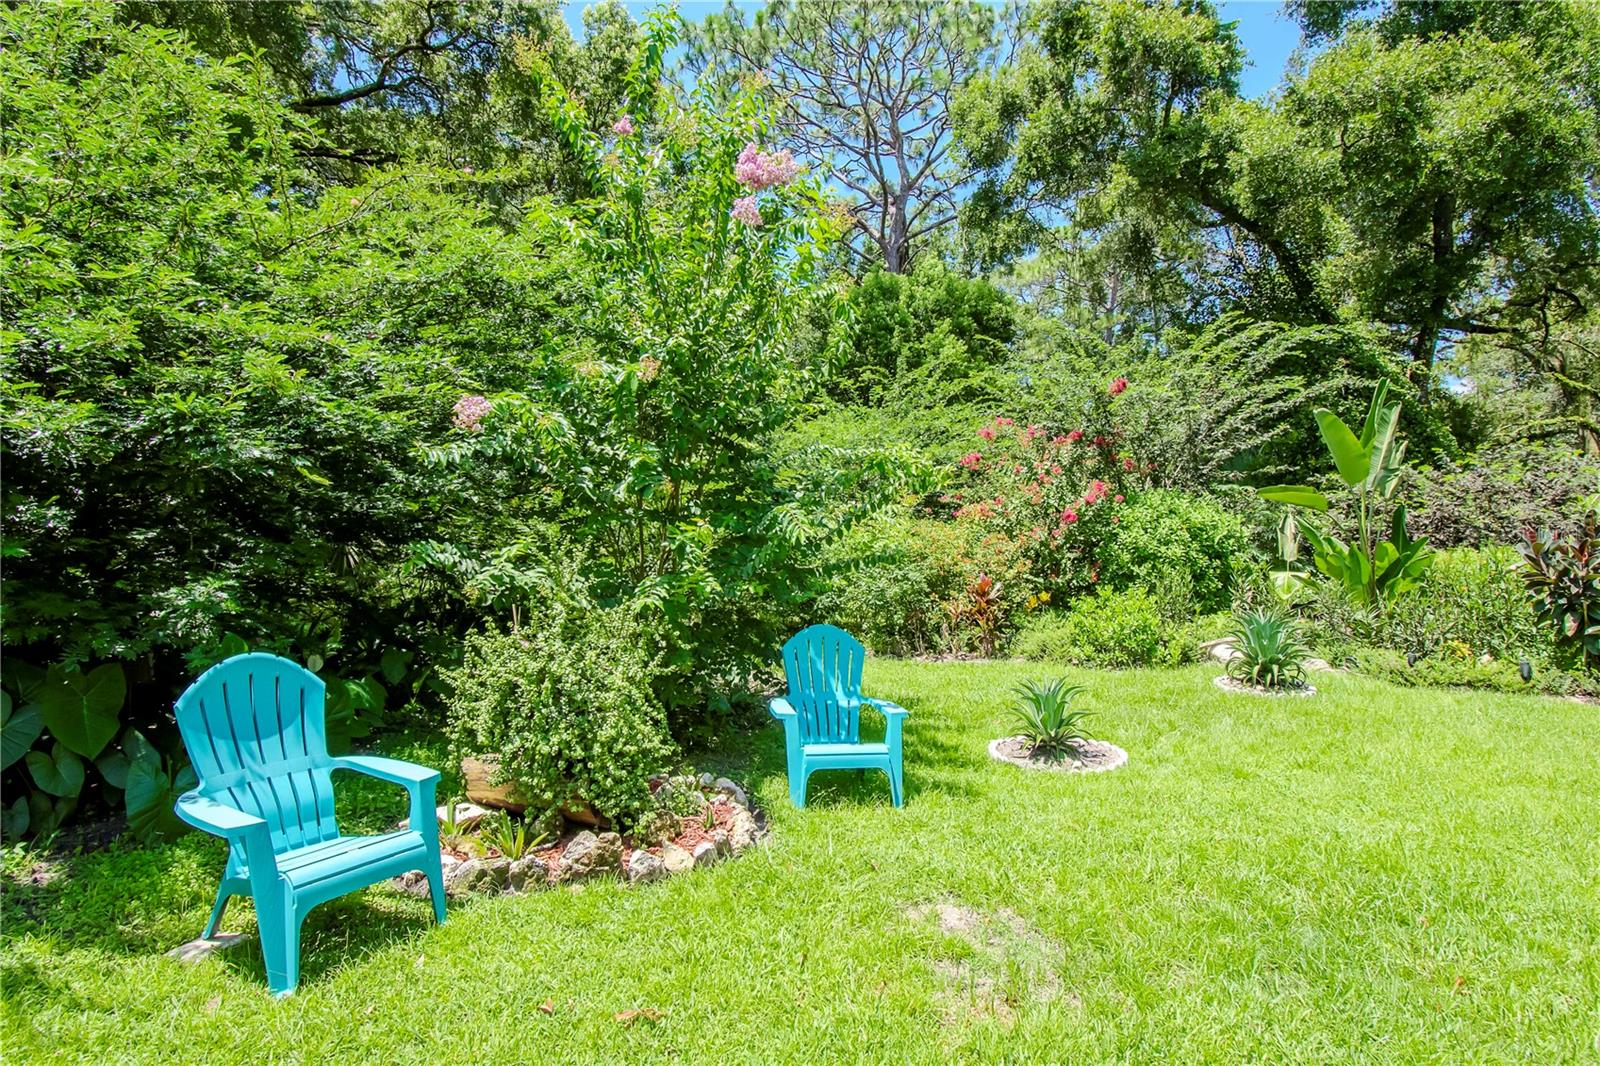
(815, 515, 1029, 656)
(825, 259, 1019, 407)
(1227, 610, 1310, 689)
(1352, 648, 1596, 700)
(1006, 678, 1092, 755)
(1404, 441, 1600, 548)
(1379, 547, 1545, 664)
(1519, 511, 1600, 672)
(445, 609, 674, 829)
(945, 381, 1146, 603)
(1013, 588, 1164, 668)
(1296, 547, 1547, 668)
(1098, 490, 1253, 613)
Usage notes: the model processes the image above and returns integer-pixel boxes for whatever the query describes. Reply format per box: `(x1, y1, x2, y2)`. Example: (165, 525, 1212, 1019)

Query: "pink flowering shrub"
(453, 394, 493, 432)
(734, 143, 802, 191)
(612, 114, 635, 136)
(945, 380, 1147, 600)
(730, 195, 762, 227)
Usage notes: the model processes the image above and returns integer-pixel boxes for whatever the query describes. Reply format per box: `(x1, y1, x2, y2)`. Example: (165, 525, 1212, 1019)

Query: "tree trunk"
(1410, 193, 1456, 402)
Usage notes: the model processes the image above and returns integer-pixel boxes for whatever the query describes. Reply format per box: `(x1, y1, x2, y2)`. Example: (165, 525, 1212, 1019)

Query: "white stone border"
(1212, 674, 1317, 698)
(987, 736, 1128, 774)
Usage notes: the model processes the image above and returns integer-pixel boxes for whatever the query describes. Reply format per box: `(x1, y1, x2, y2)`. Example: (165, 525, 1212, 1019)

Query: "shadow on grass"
(214, 889, 442, 991)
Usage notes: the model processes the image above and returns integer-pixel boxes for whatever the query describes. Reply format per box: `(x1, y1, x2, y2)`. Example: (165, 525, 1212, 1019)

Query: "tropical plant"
(1260, 382, 1433, 604)
(478, 810, 546, 861)
(1006, 677, 1092, 757)
(1227, 610, 1311, 690)
(1518, 511, 1600, 672)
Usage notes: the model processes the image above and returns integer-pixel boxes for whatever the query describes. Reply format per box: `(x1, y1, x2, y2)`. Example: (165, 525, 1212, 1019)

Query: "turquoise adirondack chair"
(173, 653, 446, 996)
(769, 624, 907, 808)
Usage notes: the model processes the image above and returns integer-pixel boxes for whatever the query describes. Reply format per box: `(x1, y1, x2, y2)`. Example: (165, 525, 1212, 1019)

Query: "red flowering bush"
(942, 380, 1149, 601)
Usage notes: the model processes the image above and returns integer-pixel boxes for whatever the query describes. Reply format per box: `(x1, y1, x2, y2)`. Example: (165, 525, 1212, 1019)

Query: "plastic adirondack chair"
(172, 653, 446, 996)
(769, 624, 907, 808)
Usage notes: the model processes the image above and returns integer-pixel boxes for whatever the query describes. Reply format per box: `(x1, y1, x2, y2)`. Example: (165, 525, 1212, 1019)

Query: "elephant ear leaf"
(39, 663, 125, 758)
(2, 693, 43, 770)
(125, 755, 194, 844)
(1, 795, 29, 840)
(1314, 409, 1371, 488)
(26, 744, 86, 797)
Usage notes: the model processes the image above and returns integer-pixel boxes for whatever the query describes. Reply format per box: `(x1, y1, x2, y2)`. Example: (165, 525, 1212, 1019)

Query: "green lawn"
(4, 662, 1597, 1063)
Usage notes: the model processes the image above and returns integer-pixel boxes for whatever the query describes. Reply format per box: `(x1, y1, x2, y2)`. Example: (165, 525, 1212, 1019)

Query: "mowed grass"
(3, 661, 1598, 1064)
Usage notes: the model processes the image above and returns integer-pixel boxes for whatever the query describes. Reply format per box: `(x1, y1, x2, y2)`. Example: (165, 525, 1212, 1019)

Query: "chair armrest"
(332, 755, 439, 787)
(864, 697, 908, 717)
(769, 696, 797, 721)
(176, 791, 268, 837)
(176, 792, 278, 878)
(865, 697, 908, 750)
(331, 755, 440, 834)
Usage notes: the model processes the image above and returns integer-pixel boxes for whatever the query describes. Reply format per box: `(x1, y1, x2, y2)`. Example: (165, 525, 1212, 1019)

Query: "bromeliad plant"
(1007, 677, 1093, 756)
(1518, 511, 1600, 672)
(1227, 609, 1311, 690)
(1259, 382, 1432, 605)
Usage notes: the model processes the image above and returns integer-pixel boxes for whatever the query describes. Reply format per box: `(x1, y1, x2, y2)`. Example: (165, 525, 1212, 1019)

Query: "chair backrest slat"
(176, 653, 339, 851)
(782, 625, 866, 744)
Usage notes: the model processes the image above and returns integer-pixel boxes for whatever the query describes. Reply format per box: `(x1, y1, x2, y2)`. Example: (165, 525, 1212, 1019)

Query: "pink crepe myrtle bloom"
(1123, 456, 1136, 471)
(735, 143, 801, 190)
(1108, 376, 1129, 396)
(453, 394, 492, 431)
(1050, 464, 1062, 475)
(959, 452, 983, 469)
(612, 114, 635, 136)
(1051, 434, 1068, 446)
(1066, 429, 1084, 443)
(1024, 423, 1043, 439)
(995, 416, 1014, 428)
(1060, 508, 1079, 524)
(731, 195, 763, 227)
(977, 426, 997, 441)
(1114, 493, 1125, 503)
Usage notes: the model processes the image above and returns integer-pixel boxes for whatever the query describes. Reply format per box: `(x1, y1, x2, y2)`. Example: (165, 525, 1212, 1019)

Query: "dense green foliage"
(444, 610, 672, 828)
(3, 0, 1597, 840)
(1096, 490, 1250, 614)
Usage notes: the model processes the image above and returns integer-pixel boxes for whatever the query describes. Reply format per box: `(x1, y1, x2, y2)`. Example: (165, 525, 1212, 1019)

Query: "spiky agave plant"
(1008, 677, 1092, 756)
(1227, 609, 1310, 689)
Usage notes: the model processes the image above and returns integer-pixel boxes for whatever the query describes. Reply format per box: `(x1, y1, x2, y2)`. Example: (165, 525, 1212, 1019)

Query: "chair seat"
(804, 741, 890, 758)
(247, 829, 427, 890)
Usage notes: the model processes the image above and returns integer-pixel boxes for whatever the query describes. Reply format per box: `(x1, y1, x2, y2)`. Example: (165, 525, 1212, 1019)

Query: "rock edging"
(986, 736, 1128, 774)
(1212, 674, 1317, 698)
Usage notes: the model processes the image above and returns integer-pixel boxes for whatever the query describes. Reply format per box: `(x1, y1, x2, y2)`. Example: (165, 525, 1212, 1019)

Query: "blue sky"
(562, 1, 1306, 99)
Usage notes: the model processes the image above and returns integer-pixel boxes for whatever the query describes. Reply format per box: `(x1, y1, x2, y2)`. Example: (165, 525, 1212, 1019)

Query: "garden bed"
(986, 735, 1127, 773)
(394, 775, 766, 900)
(1213, 675, 1316, 698)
